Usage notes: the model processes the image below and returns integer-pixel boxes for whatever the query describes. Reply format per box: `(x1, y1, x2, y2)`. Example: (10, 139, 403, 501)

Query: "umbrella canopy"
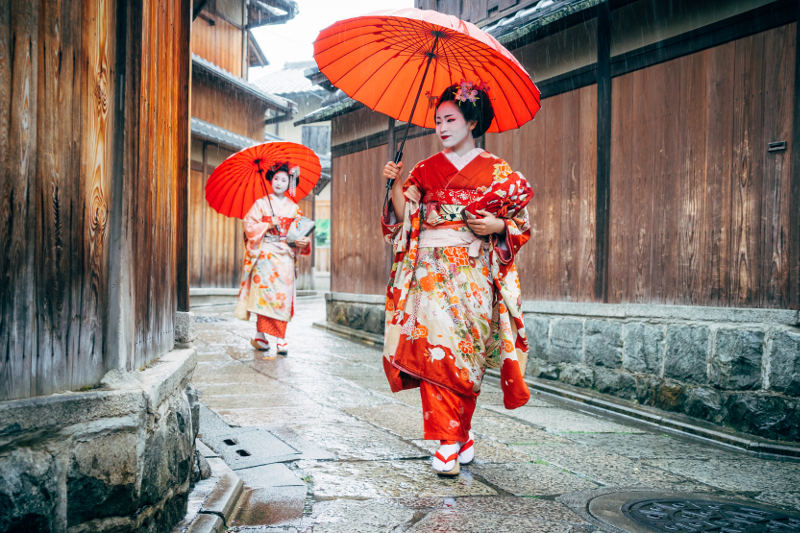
(313, 8, 541, 134)
(205, 142, 321, 219)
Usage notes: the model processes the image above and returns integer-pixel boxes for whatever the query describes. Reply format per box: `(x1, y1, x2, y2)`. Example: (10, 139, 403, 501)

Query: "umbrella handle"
(384, 32, 442, 217)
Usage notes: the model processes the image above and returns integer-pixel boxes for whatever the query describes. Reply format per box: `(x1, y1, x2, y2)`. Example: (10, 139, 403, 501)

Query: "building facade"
(306, 0, 800, 446)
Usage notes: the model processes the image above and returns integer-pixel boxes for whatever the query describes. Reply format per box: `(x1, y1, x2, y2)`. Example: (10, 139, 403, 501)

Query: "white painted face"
(271, 171, 290, 195)
(435, 101, 475, 151)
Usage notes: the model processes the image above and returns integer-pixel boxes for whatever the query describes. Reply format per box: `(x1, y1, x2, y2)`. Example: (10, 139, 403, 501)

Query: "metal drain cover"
(622, 497, 800, 532)
(198, 404, 301, 470)
(587, 491, 800, 533)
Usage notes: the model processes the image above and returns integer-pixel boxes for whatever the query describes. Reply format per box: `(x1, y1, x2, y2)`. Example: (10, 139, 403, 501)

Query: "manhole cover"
(585, 491, 800, 533)
(621, 497, 800, 532)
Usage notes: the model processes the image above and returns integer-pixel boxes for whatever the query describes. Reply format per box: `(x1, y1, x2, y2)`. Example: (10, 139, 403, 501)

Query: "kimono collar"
(443, 148, 484, 171)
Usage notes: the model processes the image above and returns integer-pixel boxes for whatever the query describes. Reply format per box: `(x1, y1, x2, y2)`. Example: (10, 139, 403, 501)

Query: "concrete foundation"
(0, 349, 198, 532)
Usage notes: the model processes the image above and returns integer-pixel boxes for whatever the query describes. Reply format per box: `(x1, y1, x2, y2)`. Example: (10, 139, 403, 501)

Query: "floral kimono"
(381, 150, 533, 414)
(236, 195, 310, 335)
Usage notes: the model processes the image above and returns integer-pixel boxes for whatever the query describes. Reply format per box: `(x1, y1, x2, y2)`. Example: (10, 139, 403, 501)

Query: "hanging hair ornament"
(455, 80, 489, 106)
(289, 166, 300, 198)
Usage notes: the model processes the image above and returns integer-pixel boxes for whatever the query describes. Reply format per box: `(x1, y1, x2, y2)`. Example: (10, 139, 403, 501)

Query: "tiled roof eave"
(485, 0, 602, 45)
(191, 117, 283, 151)
(293, 97, 362, 126)
(192, 54, 294, 113)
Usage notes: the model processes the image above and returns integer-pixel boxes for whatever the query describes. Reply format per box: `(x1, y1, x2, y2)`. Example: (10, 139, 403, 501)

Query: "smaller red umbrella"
(205, 142, 321, 219)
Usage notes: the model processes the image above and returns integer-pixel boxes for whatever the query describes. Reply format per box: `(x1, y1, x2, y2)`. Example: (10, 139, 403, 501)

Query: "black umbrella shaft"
(393, 33, 440, 165)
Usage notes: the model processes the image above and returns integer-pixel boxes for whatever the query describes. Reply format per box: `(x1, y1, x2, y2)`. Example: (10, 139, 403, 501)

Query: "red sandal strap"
(435, 451, 459, 464)
(459, 439, 474, 453)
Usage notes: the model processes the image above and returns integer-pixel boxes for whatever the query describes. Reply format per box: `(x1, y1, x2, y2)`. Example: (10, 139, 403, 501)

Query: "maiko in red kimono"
(381, 149, 533, 441)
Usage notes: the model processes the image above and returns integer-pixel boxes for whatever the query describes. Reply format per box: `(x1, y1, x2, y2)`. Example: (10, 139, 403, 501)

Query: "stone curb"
(312, 320, 384, 346)
(313, 318, 800, 459)
(185, 451, 244, 533)
(484, 369, 800, 460)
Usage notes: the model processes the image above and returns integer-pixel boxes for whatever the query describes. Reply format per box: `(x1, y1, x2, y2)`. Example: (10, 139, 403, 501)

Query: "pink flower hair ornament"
(455, 80, 490, 104)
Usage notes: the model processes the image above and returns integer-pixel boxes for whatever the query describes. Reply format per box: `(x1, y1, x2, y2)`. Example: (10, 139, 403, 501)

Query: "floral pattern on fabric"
(380, 151, 533, 409)
(236, 195, 310, 323)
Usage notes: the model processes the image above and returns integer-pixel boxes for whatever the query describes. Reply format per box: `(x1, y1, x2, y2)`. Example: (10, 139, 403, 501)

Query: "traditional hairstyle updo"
(265, 162, 290, 182)
(436, 83, 495, 138)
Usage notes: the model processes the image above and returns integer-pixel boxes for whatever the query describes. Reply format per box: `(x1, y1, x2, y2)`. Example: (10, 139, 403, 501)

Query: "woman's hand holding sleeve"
(466, 210, 506, 236)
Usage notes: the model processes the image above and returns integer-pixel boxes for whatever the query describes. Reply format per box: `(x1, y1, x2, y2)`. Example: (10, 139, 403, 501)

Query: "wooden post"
(792, 5, 800, 323)
(594, 0, 611, 303)
(176, 0, 191, 312)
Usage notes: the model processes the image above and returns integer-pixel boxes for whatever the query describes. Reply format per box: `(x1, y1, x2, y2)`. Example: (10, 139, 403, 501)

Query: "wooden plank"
(706, 40, 735, 306)
(761, 23, 795, 308)
(1, 1, 37, 400)
(608, 71, 631, 303)
(558, 89, 578, 297)
(35, 0, 78, 393)
(577, 84, 597, 301)
(191, 12, 242, 76)
(685, 49, 711, 305)
(792, 20, 800, 314)
(177, 0, 192, 311)
(730, 31, 765, 306)
(542, 95, 560, 300)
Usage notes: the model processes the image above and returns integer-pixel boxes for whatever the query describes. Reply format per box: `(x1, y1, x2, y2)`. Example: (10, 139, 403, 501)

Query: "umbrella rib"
(344, 46, 420, 106)
(372, 32, 444, 119)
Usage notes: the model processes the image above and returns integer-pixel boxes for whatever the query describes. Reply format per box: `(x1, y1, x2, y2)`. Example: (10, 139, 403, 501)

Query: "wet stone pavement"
(189, 296, 800, 532)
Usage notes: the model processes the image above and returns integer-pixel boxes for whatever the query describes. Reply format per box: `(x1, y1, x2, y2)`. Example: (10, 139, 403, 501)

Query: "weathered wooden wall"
(191, 78, 266, 139)
(0, 0, 191, 401)
(0, 0, 117, 400)
(191, 10, 243, 76)
(328, 21, 798, 311)
(608, 23, 796, 308)
(487, 85, 598, 301)
(416, 0, 538, 24)
(189, 143, 241, 288)
(119, 0, 190, 370)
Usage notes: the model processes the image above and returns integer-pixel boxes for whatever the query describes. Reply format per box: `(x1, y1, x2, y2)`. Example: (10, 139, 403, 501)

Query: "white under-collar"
(443, 148, 484, 171)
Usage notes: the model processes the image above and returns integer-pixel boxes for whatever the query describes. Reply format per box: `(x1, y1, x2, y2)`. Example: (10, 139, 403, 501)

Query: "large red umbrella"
(205, 142, 321, 219)
(314, 7, 540, 163)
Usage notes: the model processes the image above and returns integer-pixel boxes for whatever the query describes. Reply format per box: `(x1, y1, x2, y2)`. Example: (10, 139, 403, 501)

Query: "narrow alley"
(182, 295, 800, 532)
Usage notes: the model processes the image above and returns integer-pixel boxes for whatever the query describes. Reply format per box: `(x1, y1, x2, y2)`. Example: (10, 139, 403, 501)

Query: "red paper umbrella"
(314, 7, 541, 162)
(205, 142, 321, 219)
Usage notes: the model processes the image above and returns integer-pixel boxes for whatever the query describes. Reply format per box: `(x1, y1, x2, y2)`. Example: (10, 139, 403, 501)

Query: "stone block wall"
(326, 293, 387, 338)
(0, 349, 198, 533)
(324, 292, 800, 443)
(523, 302, 800, 443)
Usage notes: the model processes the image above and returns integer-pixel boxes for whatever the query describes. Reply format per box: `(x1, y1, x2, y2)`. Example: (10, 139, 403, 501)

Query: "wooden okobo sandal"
(458, 433, 475, 465)
(432, 445, 460, 477)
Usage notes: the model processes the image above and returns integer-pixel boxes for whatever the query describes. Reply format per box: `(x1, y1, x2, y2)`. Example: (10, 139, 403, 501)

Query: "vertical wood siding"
(191, 80, 266, 139)
(119, 0, 190, 370)
(0, 0, 191, 400)
(330, 135, 440, 295)
(329, 24, 797, 311)
(487, 85, 598, 301)
(1, 0, 118, 400)
(191, 13, 243, 76)
(188, 144, 243, 288)
(609, 24, 796, 308)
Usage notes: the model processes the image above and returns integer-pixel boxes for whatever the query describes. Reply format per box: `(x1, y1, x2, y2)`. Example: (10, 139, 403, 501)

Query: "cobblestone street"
(187, 296, 800, 532)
